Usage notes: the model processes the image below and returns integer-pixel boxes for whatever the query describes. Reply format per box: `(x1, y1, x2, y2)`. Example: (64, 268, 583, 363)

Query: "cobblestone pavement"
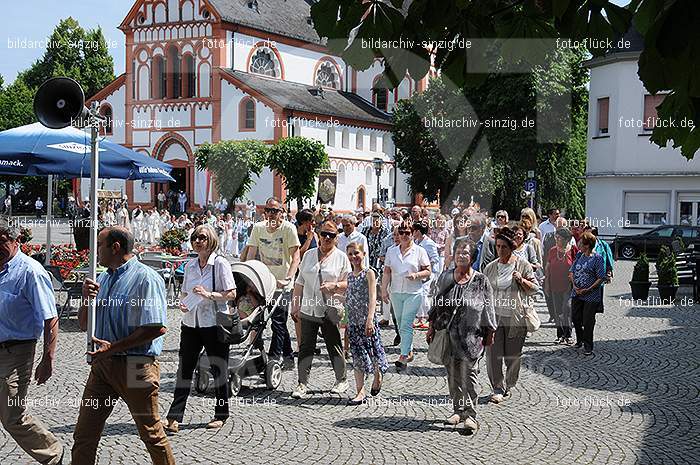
(1, 261, 698, 464)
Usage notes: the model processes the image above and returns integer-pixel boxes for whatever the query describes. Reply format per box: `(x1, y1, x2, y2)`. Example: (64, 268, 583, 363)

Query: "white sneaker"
(291, 383, 308, 399)
(330, 380, 348, 395)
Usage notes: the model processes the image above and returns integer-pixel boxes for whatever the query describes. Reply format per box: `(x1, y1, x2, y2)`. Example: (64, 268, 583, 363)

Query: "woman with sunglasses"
(290, 220, 350, 399)
(381, 222, 431, 369)
(164, 224, 237, 433)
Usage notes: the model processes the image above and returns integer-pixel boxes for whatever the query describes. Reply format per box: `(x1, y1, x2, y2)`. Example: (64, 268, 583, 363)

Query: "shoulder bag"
(213, 255, 244, 344)
(318, 249, 345, 326)
(427, 274, 458, 365)
(517, 260, 541, 333)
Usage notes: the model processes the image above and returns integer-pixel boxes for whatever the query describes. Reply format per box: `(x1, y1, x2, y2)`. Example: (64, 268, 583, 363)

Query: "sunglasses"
(398, 230, 411, 236)
(497, 215, 506, 219)
(319, 231, 337, 239)
(264, 207, 281, 214)
(191, 234, 208, 242)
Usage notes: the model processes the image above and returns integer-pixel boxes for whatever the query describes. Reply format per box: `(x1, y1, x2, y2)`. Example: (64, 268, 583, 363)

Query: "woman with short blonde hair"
(165, 224, 235, 433)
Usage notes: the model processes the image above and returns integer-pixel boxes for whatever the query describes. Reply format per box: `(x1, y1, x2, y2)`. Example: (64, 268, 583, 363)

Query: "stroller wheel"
(266, 361, 282, 390)
(228, 373, 242, 397)
(194, 369, 210, 394)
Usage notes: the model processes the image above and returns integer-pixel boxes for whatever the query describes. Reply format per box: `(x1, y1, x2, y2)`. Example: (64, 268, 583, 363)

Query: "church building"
(84, 0, 421, 212)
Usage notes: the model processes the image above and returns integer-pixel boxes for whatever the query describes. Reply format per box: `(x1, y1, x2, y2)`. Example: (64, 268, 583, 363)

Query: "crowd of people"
(0, 198, 615, 464)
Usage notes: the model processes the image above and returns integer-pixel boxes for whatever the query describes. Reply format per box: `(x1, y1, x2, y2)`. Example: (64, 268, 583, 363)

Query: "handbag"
(212, 255, 244, 344)
(317, 249, 345, 325)
(523, 305, 541, 332)
(427, 307, 456, 365)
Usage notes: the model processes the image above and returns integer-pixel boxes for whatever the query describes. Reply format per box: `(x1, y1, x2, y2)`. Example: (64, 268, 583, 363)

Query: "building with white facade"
(83, 0, 419, 212)
(585, 27, 700, 237)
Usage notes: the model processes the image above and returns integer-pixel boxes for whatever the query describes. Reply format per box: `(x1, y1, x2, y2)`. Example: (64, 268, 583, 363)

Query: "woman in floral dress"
(345, 242, 388, 405)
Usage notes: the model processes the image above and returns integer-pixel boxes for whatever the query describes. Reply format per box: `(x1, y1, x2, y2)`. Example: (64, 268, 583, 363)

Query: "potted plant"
(656, 246, 679, 301)
(629, 252, 651, 300)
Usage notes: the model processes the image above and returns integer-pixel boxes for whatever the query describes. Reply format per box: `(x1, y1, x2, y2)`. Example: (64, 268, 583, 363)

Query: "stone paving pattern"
(1, 260, 698, 464)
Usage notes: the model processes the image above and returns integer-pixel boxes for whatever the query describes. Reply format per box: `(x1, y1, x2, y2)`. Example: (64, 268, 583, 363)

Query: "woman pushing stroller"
(164, 224, 236, 433)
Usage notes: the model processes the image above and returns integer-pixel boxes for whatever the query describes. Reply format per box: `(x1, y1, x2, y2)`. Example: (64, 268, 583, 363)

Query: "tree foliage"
(311, 0, 700, 157)
(266, 137, 330, 209)
(392, 47, 588, 217)
(0, 17, 115, 201)
(195, 140, 269, 204)
(21, 18, 115, 99)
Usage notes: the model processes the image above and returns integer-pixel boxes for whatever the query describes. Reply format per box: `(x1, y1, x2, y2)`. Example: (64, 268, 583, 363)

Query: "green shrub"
(656, 246, 679, 286)
(631, 253, 650, 282)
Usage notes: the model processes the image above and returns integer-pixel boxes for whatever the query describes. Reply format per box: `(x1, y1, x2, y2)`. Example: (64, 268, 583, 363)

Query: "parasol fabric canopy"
(0, 123, 174, 182)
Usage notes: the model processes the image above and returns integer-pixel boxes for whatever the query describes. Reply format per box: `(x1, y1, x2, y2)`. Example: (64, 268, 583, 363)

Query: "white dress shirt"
(181, 254, 236, 328)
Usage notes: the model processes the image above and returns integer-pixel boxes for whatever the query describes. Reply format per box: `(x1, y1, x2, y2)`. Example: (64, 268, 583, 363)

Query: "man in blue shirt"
(72, 226, 175, 465)
(0, 220, 63, 464)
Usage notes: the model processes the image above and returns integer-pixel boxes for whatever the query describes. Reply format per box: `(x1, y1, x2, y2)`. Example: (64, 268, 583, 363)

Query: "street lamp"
(372, 157, 384, 207)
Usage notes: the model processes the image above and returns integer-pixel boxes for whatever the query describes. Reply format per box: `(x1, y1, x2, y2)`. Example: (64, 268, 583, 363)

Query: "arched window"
(388, 167, 395, 187)
(249, 47, 280, 78)
(239, 98, 255, 131)
(355, 130, 363, 150)
(167, 46, 181, 99)
(152, 55, 166, 99)
(182, 54, 196, 98)
(370, 133, 377, 152)
(99, 105, 113, 136)
(365, 166, 373, 185)
(327, 128, 335, 147)
(341, 128, 349, 149)
(337, 164, 346, 184)
(315, 61, 340, 89)
(373, 86, 388, 111)
(382, 134, 390, 154)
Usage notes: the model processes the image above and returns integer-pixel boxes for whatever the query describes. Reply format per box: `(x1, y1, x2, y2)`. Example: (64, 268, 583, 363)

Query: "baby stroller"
(193, 260, 285, 396)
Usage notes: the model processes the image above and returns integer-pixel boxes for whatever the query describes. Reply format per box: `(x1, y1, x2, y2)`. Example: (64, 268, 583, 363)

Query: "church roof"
(607, 24, 644, 55)
(221, 69, 392, 127)
(208, 0, 323, 44)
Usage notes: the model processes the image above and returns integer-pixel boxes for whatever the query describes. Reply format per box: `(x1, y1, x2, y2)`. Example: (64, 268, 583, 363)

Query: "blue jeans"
(391, 292, 422, 356)
(268, 290, 293, 359)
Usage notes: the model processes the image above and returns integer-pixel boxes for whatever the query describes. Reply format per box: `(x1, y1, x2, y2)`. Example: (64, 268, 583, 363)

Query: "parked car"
(613, 225, 700, 259)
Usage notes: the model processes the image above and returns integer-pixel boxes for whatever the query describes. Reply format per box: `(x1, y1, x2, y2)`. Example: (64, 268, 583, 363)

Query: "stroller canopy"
(231, 260, 277, 304)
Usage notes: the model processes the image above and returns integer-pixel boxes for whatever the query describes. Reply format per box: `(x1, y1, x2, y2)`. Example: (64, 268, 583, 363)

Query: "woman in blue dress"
(345, 242, 388, 405)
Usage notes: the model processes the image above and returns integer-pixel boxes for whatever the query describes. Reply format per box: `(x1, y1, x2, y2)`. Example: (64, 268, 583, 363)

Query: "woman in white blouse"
(164, 224, 236, 433)
(381, 221, 431, 369)
(290, 220, 351, 399)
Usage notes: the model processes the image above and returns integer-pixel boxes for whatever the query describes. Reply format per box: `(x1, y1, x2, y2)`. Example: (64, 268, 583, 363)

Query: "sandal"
(163, 419, 179, 434)
(206, 419, 225, 429)
(444, 414, 461, 426)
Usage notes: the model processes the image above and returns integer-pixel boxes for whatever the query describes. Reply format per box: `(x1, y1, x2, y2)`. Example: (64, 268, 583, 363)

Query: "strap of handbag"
(211, 255, 219, 313)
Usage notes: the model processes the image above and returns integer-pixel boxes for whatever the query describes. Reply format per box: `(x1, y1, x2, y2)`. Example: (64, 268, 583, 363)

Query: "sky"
(0, 0, 632, 85)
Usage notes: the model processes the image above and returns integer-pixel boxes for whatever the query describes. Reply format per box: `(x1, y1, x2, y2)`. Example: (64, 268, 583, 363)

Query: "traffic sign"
(525, 179, 537, 192)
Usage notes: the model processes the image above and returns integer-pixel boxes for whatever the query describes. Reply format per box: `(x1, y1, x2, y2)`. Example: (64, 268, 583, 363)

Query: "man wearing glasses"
(245, 197, 300, 370)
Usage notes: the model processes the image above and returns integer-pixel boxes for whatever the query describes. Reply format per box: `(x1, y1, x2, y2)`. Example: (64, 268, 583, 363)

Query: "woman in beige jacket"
(483, 227, 539, 403)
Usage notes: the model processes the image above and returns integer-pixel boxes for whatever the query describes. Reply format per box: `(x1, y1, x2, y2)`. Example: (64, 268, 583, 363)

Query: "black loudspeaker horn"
(33, 77, 87, 129)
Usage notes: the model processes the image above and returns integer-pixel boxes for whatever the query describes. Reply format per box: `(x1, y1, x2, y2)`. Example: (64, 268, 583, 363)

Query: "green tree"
(21, 18, 115, 99)
(392, 47, 587, 217)
(195, 140, 269, 205)
(267, 137, 330, 209)
(311, 0, 699, 158)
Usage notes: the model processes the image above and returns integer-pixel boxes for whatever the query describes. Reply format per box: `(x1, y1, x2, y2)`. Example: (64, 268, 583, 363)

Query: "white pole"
(45, 175, 53, 265)
(87, 104, 100, 363)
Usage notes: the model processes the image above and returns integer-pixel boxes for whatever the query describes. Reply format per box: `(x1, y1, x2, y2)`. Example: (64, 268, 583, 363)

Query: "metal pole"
(87, 104, 100, 363)
(45, 175, 53, 265)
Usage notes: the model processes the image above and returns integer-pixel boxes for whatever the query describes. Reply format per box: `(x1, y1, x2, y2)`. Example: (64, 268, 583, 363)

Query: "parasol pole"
(86, 101, 100, 363)
(44, 175, 52, 265)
